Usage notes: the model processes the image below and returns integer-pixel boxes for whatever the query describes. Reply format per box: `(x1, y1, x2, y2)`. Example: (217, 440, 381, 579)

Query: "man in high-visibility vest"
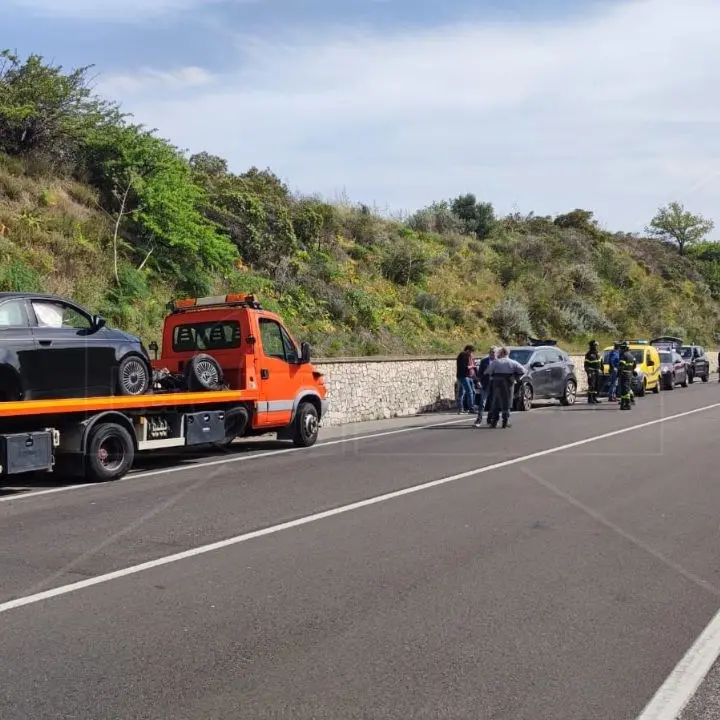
(618, 341, 636, 410)
(584, 339, 602, 404)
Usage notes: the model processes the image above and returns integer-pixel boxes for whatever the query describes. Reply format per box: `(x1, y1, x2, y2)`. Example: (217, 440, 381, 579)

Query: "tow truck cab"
(152, 293, 328, 437)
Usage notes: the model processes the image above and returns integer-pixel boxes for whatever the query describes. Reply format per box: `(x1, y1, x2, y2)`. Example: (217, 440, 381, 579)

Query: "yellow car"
(601, 341, 661, 396)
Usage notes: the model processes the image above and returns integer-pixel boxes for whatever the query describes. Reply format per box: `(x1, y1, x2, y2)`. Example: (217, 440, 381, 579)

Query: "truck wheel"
(292, 402, 319, 448)
(652, 378, 660, 394)
(185, 353, 224, 391)
(702, 372, 709, 382)
(117, 354, 151, 396)
(85, 422, 135, 482)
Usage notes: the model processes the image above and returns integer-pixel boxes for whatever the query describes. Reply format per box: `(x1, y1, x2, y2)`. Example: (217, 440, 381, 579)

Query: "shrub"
(490, 298, 534, 342)
(380, 238, 430, 285)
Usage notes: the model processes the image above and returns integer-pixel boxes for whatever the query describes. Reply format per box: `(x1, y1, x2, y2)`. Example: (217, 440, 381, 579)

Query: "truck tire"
(85, 422, 135, 482)
(117, 354, 151, 396)
(292, 402, 319, 448)
(184, 353, 224, 391)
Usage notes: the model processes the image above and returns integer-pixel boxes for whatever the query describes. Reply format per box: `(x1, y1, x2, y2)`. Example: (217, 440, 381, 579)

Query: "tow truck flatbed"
(0, 389, 256, 418)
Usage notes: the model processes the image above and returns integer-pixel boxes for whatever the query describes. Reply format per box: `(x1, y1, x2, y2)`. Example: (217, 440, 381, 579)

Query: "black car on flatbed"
(0, 292, 152, 401)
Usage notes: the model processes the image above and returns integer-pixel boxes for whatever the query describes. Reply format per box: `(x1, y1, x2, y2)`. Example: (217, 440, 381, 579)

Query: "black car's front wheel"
(518, 382, 533, 411)
(560, 378, 576, 406)
(117, 354, 151, 396)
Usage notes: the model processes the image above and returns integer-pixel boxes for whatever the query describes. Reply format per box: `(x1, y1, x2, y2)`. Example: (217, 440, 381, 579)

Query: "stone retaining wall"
(315, 351, 720, 427)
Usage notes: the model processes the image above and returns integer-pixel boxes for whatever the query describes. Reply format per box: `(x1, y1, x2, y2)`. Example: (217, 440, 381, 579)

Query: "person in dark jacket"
(487, 346, 525, 428)
(618, 341, 636, 410)
(474, 346, 496, 427)
(584, 339, 602, 404)
(456, 345, 476, 413)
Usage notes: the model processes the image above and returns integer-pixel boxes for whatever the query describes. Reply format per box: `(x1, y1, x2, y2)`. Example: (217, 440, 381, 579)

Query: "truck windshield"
(659, 352, 672, 364)
(172, 321, 241, 352)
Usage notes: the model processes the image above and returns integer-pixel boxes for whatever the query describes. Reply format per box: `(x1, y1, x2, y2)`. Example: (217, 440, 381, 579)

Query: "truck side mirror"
(300, 342, 311, 364)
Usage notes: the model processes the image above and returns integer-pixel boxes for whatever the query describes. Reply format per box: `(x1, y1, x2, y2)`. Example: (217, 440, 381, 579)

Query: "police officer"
(618, 340, 635, 410)
(584, 339, 602, 404)
(487, 346, 525, 428)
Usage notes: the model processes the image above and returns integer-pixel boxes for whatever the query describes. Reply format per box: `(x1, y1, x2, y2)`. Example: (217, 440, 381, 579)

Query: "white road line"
(1, 401, 718, 615)
(635, 607, 720, 720)
(0, 416, 470, 505)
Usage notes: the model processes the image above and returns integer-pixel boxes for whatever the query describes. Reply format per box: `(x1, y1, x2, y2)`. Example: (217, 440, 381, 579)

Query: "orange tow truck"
(0, 294, 328, 483)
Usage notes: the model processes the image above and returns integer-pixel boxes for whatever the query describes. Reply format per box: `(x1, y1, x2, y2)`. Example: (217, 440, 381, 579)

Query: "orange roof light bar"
(169, 294, 260, 312)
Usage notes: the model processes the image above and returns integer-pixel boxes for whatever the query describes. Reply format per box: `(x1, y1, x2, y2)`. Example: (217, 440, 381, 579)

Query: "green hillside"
(1, 50, 719, 356)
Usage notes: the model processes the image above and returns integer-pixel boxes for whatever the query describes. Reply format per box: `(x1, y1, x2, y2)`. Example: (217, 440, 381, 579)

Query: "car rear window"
(659, 352, 672, 363)
(172, 321, 241, 352)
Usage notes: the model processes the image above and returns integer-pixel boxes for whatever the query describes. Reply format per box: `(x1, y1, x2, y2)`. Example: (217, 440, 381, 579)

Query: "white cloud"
(98, 67, 215, 96)
(5, 0, 254, 21)
(98, 0, 720, 232)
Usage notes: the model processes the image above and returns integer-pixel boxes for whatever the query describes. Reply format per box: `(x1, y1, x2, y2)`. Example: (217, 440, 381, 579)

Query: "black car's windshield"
(509, 349, 532, 365)
(659, 352, 672, 364)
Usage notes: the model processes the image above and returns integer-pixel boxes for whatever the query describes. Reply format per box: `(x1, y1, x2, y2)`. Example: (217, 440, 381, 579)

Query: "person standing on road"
(486, 346, 525, 428)
(474, 346, 496, 428)
(456, 345, 476, 414)
(584, 339, 602, 404)
(607, 343, 620, 402)
(618, 341, 635, 410)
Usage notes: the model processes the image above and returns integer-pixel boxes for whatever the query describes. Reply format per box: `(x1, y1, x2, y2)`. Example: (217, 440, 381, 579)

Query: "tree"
(450, 193, 495, 239)
(554, 209, 597, 232)
(646, 202, 714, 255)
(82, 123, 237, 292)
(0, 49, 119, 165)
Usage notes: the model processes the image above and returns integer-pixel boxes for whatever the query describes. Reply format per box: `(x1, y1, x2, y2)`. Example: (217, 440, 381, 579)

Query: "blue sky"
(3, 0, 719, 234)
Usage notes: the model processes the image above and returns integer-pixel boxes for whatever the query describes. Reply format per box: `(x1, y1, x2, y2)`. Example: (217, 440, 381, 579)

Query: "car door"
(28, 298, 103, 398)
(528, 350, 552, 397)
(255, 316, 300, 427)
(546, 349, 567, 396)
(0, 297, 36, 400)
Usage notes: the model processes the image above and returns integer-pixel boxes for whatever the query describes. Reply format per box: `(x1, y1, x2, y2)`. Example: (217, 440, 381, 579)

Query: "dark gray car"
(507, 344, 578, 411)
(658, 350, 688, 390)
(680, 344, 710, 383)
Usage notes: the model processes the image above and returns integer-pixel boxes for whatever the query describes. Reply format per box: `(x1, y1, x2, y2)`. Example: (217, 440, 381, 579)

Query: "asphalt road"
(2, 383, 720, 719)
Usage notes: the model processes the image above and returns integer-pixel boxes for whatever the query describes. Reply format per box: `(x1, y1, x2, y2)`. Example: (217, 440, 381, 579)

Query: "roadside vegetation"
(1, 49, 719, 355)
